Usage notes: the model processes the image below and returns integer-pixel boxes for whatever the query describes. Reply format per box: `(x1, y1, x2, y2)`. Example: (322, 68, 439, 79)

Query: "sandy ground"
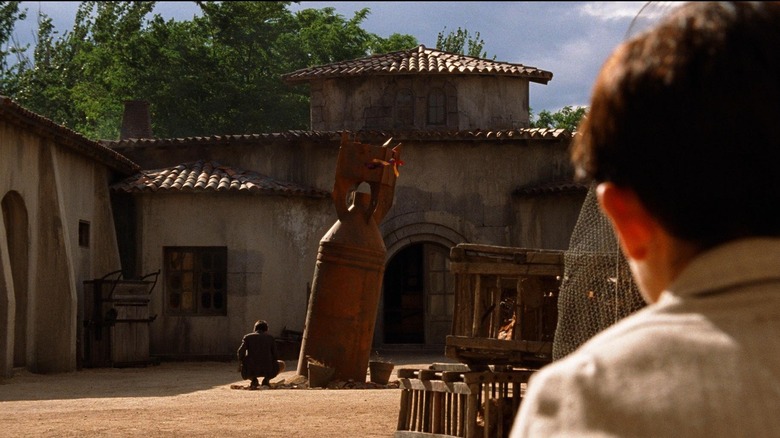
(0, 351, 457, 438)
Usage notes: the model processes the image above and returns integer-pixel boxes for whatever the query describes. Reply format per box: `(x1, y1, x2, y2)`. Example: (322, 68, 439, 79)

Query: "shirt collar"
(667, 237, 780, 298)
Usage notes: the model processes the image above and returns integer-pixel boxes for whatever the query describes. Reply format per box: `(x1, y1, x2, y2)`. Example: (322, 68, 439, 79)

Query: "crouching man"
(238, 320, 285, 389)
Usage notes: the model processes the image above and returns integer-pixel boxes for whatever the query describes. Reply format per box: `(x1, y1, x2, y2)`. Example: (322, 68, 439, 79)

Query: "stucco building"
(0, 97, 138, 376)
(0, 45, 586, 376)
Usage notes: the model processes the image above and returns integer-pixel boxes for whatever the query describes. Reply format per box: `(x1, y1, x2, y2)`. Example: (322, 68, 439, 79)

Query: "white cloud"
(579, 2, 649, 20)
(580, 1, 687, 23)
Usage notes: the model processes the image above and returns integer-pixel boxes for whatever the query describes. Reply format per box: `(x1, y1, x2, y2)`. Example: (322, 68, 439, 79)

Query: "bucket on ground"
(368, 360, 394, 385)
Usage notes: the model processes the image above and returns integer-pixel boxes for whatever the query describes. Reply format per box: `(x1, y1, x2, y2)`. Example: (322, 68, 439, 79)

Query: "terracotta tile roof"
(513, 180, 590, 197)
(282, 45, 553, 84)
(0, 96, 139, 175)
(103, 128, 571, 149)
(110, 160, 330, 198)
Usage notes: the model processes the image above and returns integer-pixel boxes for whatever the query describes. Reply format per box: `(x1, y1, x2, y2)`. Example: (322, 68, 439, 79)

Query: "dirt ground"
(0, 350, 456, 437)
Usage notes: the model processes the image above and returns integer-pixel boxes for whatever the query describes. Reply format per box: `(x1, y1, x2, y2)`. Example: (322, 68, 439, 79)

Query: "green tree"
(12, 1, 158, 138)
(5, 1, 420, 140)
(282, 7, 372, 68)
(13, 12, 80, 127)
(435, 26, 492, 59)
(72, 1, 158, 139)
(530, 106, 587, 131)
(0, 1, 27, 95)
(132, 14, 223, 137)
(369, 32, 419, 54)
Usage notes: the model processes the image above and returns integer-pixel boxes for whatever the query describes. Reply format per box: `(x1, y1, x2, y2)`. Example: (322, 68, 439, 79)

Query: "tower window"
(427, 88, 446, 125)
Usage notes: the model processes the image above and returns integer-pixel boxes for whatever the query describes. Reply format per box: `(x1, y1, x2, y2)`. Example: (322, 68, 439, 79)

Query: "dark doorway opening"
(383, 244, 425, 343)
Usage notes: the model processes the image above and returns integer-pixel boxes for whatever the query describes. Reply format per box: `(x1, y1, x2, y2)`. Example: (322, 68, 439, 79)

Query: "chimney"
(120, 100, 153, 140)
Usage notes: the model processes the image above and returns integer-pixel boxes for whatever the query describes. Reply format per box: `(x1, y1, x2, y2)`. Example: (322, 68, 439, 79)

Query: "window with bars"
(164, 247, 227, 315)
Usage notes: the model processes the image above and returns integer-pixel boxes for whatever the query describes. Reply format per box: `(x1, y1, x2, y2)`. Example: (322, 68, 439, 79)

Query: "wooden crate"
(395, 365, 534, 438)
(446, 244, 563, 368)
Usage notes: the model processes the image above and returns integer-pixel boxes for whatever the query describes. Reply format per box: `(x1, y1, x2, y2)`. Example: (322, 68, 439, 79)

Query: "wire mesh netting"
(552, 184, 646, 360)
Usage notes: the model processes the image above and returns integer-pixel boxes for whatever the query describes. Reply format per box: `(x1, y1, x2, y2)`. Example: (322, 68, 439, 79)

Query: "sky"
(13, 1, 685, 113)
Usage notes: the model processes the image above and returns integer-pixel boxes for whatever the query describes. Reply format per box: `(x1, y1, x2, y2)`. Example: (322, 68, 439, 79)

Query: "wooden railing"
(395, 365, 534, 438)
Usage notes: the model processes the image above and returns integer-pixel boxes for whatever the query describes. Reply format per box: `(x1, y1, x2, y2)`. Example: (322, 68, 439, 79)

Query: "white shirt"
(511, 238, 780, 437)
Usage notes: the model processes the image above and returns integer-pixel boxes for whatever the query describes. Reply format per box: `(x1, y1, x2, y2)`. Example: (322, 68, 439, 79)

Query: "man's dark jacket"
(237, 331, 279, 379)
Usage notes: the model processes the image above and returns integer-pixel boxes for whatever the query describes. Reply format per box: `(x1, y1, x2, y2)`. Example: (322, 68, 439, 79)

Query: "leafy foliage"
(0, 1, 419, 140)
(0, 1, 27, 94)
(530, 105, 587, 132)
(435, 26, 492, 59)
(5, 2, 582, 139)
(369, 32, 419, 55)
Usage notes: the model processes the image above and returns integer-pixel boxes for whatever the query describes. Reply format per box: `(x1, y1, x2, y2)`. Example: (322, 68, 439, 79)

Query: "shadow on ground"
(0, 349, 453, 402)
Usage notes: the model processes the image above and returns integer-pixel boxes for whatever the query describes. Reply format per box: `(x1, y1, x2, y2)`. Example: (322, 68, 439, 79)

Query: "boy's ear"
(596, 183, 657, 261)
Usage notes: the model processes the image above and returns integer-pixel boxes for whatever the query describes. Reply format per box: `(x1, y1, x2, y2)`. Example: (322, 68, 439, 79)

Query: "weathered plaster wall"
(115, 135, 573, 251)
(0, 119, 122, 376)
(512, 192, 588, 250)
(112, 133, 580, 355)
(0, 204, 14, 377)
(112, 139, 340, 197)
(455, 76, 530, 130)
(54, 148, 122, 369)
(309, 75, 530, 131)
(136, 192, 333, 358)
(380, 138, 573, 248)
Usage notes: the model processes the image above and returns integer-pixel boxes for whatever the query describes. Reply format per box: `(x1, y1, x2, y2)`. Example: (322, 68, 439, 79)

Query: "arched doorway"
(382, 242, 454, 346)
(2, 191, 29, 367)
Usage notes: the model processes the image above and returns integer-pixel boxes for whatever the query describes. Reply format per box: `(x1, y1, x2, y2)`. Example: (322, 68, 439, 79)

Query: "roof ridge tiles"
(110, 159, 330, 198)
(281, 44, 553, 84)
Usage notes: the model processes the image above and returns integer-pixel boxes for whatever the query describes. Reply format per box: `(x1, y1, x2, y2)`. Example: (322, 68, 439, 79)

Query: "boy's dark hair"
(572, 2, 780, 248)
(254, 320, 268, 332)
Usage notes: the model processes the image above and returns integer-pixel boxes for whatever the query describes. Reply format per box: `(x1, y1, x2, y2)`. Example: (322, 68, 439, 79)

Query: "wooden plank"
(514, 278, 523, 342)
(444, 336, 553, 366)
(412, 390, 420, 431)
(399, 378, 474, 395)
(465, 382, 479, 438)
(451, 243, 563, 260)
(447, 350, 550, 367)
(445, 393, 453, 435)
(432, 391, 443, 434)
(470, 275, 481, 336)
(430, 363, 470, 373)
(449, 262, 563, 276)
(398, 389, 412, 431)
(446, 335, 551, 353)
(398, 368, 420, 378)
(489, 277, 502, 338)
(460, 371, 534, 385)
(457, 393, 466, 435)
(483, 382, 491, 438)
(422, 390, 431, 432)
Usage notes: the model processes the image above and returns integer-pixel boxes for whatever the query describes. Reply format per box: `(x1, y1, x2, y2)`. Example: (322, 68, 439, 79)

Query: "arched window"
(394, 89, 414, 127)
(427, 88, 446, 125)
